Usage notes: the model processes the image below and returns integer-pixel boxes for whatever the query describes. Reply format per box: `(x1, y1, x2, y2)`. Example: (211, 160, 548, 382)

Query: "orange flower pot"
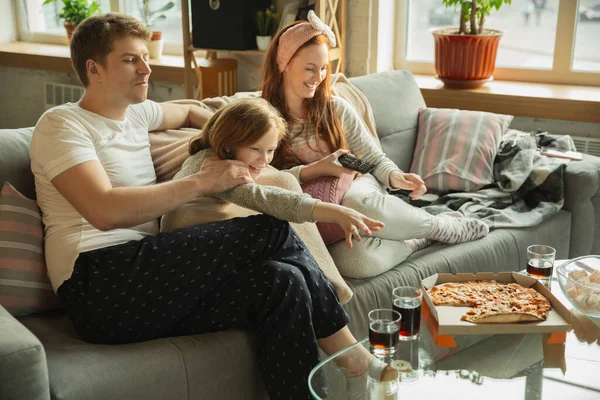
(64, 23, 77, 41)
(431, 28, 503, 89)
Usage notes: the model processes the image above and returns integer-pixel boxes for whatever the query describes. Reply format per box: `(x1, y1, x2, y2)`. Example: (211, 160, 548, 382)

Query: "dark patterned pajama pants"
(57, 214, 349, 400)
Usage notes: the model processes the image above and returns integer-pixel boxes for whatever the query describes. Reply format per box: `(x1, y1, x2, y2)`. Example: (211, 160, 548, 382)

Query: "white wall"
(0, 66, 186, 129)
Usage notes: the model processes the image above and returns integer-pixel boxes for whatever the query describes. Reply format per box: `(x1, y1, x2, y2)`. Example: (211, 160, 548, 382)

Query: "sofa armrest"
(0, 306, 50, 400)
(563, 153, 600, 257)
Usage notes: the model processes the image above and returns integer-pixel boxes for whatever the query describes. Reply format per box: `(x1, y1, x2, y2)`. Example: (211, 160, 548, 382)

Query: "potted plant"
(140, 0, 175, 59)
(43, 0, 101, 40)
(255, 5, 280, 51)
(432, 0, 512, 88)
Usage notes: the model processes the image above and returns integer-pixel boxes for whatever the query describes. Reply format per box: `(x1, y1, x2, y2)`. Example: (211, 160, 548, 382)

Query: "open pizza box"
(433, 332, 567, 378)
(421, 272, 572, 347)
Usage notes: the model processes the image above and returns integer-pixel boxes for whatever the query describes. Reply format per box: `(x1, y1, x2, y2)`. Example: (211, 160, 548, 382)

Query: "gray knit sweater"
(166, 148, 319, 226)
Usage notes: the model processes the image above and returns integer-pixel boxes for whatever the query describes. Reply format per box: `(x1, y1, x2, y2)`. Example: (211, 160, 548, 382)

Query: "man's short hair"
(70, 13, 152, 87)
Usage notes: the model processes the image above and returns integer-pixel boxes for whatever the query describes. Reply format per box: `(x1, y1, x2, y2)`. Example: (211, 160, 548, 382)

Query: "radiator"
(44, 82, 84, 110)
(570, 136, 600, 158)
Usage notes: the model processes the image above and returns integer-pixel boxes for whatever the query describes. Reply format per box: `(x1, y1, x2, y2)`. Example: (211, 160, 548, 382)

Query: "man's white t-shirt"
(30, 101, 164, 292)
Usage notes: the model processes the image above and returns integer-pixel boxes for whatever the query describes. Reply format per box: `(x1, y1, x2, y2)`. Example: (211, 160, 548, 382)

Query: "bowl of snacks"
(556, 256, 600, 317)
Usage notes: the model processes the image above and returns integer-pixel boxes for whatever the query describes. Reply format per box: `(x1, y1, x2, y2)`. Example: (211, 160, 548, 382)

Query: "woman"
(261, 11, 489, 277)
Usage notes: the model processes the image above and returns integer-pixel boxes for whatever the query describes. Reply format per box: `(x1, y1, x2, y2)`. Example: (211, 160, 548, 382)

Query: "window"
(16, 0, 183, 54)
(573, 1, 600, 72)
(396, 0, 600, 85)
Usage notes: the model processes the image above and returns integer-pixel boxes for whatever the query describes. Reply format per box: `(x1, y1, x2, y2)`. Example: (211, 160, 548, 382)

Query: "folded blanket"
(423, 130, 575, 228)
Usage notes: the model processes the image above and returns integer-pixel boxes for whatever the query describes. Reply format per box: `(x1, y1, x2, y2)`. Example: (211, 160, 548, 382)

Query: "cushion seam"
(166, 338, 190, 400)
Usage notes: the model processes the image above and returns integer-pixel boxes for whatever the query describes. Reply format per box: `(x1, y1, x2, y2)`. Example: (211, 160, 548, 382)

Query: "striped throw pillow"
(410, 108, 513, 193)
(0, 181, 61, 316)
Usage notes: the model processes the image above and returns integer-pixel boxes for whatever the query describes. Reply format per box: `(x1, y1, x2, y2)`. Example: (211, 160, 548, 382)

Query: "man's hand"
(195, 156, 253, 196)
(389, 171, 427, 200)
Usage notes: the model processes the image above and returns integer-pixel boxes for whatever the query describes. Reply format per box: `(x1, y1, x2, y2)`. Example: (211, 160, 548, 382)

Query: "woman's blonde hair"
(188, 98, 287, 159)
(261, 22, 347, 169)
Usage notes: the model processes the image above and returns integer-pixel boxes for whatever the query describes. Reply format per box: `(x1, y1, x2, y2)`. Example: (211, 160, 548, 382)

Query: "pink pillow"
(410, 108, 513, 193)
(301, 174, 354, 245)
(0, 182, 61, 316)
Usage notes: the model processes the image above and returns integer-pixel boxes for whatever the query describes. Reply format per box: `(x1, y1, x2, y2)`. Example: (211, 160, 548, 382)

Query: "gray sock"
(426, 213, 489, 244)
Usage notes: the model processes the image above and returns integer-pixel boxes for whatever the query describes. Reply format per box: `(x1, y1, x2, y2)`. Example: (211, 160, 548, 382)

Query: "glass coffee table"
(309, 275, 600, 399)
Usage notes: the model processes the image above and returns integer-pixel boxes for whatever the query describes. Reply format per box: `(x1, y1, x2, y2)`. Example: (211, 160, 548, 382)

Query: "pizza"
(427, 280, 552, 324)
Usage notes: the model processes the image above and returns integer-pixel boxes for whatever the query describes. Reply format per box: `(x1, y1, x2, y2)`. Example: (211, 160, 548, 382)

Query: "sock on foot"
(346, 357, 393, 400)
(406, 238, 435, 253)
(426, 214, 489, 244)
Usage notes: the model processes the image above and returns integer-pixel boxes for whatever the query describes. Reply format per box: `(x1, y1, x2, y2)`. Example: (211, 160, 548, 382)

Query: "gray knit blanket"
(422, 130, 577, 228)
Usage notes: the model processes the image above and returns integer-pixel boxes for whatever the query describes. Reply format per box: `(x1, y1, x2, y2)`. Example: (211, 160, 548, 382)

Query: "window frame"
(394, 0, 600, 86)
(14, 0, 184, 55)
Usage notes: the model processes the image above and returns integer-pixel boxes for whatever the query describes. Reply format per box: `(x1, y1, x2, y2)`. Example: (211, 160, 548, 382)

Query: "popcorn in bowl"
(557, 256, 600, 317)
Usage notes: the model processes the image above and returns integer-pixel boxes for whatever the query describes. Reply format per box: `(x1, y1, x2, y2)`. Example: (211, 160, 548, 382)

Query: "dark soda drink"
(393, 298, 421, 338)
(369, 322, 399, 350)
(526, 259, 553, 278)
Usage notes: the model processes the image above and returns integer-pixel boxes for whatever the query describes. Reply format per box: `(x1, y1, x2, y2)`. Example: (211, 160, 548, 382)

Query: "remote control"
(337, 154, 375, 174)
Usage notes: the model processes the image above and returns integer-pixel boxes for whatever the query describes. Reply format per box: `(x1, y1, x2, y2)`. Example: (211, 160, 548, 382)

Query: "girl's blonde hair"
(261, 22, 347, 169)
(188, 98, 287, 159)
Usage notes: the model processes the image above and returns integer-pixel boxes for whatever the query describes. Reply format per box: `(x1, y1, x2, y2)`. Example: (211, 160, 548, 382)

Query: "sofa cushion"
(0, 306, 50, 400)
(0, 182, 60, 316)
(410, 108, 513, 193)
(349, 70, 426, 172)
(19, 312, 267, 400)
(0, 128, 36, 200)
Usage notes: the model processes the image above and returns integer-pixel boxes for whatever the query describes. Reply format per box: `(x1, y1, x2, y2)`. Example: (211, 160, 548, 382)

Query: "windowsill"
(1, 42, 599, 123)
(0, 42, 185, 84)
(414, 75, 600, 123)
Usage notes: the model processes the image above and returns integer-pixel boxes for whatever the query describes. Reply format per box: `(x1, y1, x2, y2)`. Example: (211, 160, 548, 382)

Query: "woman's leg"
(342, 174, 489, 243)
(327, 236, 414, 279)
(342, 174, 434, 240)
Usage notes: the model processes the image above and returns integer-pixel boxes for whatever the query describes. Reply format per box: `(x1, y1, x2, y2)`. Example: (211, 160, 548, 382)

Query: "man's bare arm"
(156, 102, 214, 131)
(51, 157, 252, 231)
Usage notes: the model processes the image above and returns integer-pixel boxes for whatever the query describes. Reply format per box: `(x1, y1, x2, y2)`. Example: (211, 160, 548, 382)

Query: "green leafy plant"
(43, 0, 101, 25)
(140, 0, 175, 30)
(255, 5, 280, 36)
(441, 0, 512, 34)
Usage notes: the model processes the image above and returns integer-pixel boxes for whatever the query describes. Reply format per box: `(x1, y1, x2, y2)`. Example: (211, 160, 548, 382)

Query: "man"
(30, 13, 369, 399)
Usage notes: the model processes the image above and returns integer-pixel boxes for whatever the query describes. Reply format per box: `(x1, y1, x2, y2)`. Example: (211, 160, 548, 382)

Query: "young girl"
(259, 11, 490, 278)
(161, 97, 384, 249)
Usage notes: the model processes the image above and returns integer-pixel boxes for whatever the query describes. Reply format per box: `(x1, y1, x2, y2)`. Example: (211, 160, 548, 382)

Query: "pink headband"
(276, 10, 337, 72)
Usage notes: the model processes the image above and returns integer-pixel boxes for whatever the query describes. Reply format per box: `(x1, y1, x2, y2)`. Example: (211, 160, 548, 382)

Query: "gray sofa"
(1, 70, 599, 400)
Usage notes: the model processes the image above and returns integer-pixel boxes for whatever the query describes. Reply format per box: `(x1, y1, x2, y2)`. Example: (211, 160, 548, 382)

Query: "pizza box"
(433, 332, 566, 378)
(420, 272, 572, 339)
